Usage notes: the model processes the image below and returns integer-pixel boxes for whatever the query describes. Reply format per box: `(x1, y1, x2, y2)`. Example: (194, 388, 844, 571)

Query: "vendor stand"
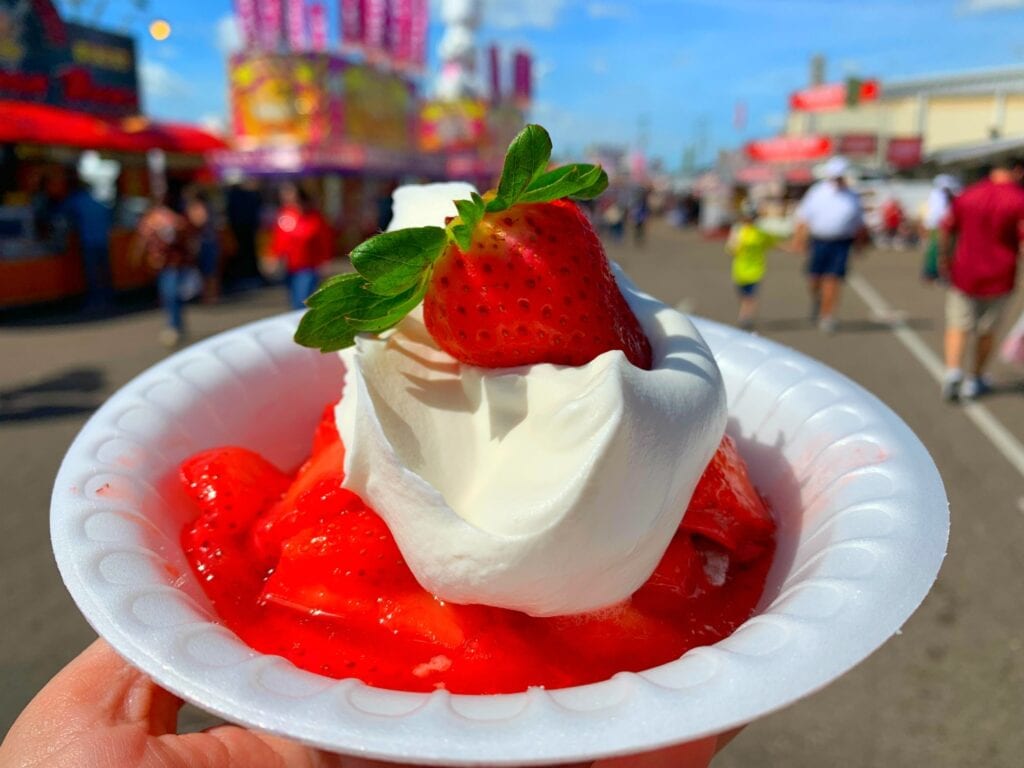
(210, 50, 524, 255)
(0, 3, 226, 308)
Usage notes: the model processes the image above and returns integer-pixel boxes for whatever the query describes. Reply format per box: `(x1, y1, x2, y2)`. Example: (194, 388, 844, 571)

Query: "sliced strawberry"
(631, 532, 701, 617)
(250, 478, 364, 565)
(310, 402, 340, 455)
(542, 602, 683, 679)
(179, 447, 290, 528)
(181, 513, 267, 621)
(251, 411, 346, 562)
(260, 507, 468, 649)
(682, 435, 775, 563)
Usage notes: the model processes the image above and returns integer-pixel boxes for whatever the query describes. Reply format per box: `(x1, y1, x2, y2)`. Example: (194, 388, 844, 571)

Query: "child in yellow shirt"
(726, 204, 784, 330)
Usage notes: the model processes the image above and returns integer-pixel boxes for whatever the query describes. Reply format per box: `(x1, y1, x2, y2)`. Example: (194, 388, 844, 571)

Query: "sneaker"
(738, 317, 755, 331)
(159, 328, 182, 348)
(960, 377, 992, 401)
(818, 316, 838, 334)
(941, 371, 962, 402)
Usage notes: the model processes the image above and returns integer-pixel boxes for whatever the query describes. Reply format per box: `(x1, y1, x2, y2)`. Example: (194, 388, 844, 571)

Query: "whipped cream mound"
(334, 183, 728, 617)
(386, 182, 478, 231)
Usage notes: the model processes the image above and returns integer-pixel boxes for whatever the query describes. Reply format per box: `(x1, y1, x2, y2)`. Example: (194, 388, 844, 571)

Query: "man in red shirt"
(941, 158, 1024, 400)
(269, 184, 333, 310)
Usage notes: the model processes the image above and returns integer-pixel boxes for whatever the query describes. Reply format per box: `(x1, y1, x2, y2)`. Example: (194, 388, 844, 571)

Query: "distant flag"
(363, 0, 387, 56)
(340, 0, 364, 47)
(234, 0, 259, 46)
(513, 50, 532, 104)
(390, 0, 413, 64)
(286, 0, 306, 50)
(734, 100, 748, 132)
(488, 45, 501, 103)
(258, 0, 283, 50)
(408, 0, 428, 69)
(308, 2, 328, 51)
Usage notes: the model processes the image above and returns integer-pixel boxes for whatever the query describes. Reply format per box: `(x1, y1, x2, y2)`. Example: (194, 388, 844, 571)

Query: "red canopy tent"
(0, 100, 227, 153)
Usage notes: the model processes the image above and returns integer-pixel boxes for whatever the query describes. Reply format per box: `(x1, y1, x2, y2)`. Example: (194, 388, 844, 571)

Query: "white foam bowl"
(51, 312, 948, 766)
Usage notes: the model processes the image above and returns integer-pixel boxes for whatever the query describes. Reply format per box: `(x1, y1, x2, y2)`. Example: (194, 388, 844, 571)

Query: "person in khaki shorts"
(940, 158, 1024, 400)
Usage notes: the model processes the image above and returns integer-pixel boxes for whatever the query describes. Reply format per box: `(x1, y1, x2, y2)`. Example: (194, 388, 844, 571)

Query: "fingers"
(0, 639, 183, 766)
(156, 727, 423, 768)
(40, 639, 183, 736)
(590, 735, 719, 768)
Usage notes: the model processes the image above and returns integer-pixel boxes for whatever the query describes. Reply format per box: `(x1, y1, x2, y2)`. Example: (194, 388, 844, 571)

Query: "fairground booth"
(0, 0, 226, 308)
(211, 0, 530, 253)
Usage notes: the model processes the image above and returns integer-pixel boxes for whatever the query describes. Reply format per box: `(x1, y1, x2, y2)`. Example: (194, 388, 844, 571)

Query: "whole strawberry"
(295, 124, 652, 370)
(424, 199, 650, 368)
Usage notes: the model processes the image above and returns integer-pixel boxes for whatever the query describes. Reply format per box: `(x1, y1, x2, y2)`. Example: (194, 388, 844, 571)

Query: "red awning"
(120, 121, 230, 153)
(0, 101, 227, 153)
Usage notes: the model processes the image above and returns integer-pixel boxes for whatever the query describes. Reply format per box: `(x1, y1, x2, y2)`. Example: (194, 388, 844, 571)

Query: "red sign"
(790, 80, 880, 112)
(735, 164, 779, 184)
(745, 135, 833, 163)
(886, 136, 923, 169)
(837, 133, 878, 156)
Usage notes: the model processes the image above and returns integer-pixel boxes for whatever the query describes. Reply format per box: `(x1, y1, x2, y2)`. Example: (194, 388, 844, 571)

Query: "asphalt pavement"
(2, 223, 1022, 766)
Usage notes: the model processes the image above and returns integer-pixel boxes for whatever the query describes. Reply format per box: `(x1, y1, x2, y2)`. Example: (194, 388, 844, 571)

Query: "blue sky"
(56, 0, 1024, 170)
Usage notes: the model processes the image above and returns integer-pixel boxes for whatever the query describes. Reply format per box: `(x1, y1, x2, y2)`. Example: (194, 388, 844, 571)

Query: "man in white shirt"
(792, 157, 865, 333)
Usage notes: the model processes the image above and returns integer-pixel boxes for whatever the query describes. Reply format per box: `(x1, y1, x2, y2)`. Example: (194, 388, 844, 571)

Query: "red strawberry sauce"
(181, 405, 776, 694)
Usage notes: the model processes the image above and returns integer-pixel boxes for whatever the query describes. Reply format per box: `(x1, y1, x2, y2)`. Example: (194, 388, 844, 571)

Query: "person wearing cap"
(791, 156, 865, 333)
(939, 157, 1024, 401)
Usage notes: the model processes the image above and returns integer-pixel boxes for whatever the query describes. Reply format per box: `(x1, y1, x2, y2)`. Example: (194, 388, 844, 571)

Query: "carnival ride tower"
(436, 0, 482, 101)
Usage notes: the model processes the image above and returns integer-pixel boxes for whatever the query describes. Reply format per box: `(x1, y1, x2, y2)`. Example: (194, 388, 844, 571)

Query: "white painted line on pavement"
(848, 274, 1024, 481)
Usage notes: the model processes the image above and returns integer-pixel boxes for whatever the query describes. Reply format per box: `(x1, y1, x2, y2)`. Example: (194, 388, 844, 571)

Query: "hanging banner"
(286, 0, 306, 50)
(408, 0, 428, 68)
(363, 0, 387, 56)
(340, 0, 364, 46)
(488, 45, 500, 102)
(790, 79, 880, 112)
(234, 0, 259, 46)
(389, 0, 413, 64)
(886, 136, 923, 169)
(308, 2, 328, 51)
(258, 0, 283, 50)
(512, 50, 531, 103)
(745, 135, 832, 163)
(837, 133, 878, 156)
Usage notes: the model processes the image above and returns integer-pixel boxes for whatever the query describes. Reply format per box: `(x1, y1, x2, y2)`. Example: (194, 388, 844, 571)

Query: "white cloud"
(215, 14, 243, 55)
(534, 58, 555, 83)
(140, 60, 192, 100)
(586, 2, 632, 19)
(154, 43, 179, 60)
(590, 56, 609, 75)
(959, 0, 1024, 11)
(199, 113, 227, 134)
(483, 0, 566, 29)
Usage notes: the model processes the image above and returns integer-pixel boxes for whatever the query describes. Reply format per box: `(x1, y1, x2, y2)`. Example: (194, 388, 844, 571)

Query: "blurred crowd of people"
(721, 156, 1024, 403)
(32, 171, 349, 348)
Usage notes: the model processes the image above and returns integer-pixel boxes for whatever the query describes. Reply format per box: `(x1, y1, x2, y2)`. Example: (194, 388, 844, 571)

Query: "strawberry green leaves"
(519, 163, 608, 204)
(449, 192, 486, 251)
(483, 125, 607, 214)
(490, 123, 553, 211)
(294, 228, 445, 352)
(294, 122, 610, 353)
(350, 226, 447, 295)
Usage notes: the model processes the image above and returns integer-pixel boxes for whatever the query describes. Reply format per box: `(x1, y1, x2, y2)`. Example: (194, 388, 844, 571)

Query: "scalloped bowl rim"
(50, 311, 949, 766)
